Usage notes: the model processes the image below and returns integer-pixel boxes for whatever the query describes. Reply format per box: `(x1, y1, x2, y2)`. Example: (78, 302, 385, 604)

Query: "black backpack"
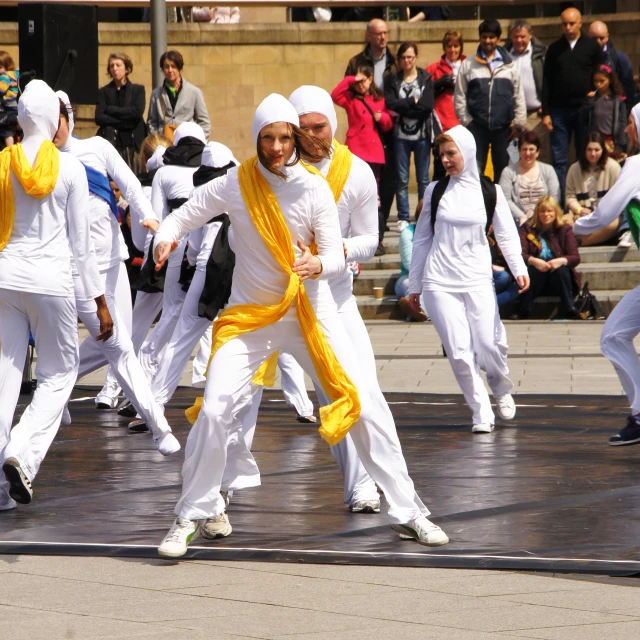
(430, 175, 497, 233)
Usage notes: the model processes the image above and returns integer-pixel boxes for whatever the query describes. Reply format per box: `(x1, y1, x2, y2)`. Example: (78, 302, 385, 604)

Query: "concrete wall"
(1, 14, 639, 161)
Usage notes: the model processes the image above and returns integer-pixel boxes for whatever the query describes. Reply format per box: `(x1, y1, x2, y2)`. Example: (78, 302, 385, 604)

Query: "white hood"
(173, 121, 206, 146)
(251, 93, 299, 143)
(288, 85, 338, 139)
(19, 80, 60, 142)
(147, 145, 167, 172)
(55, 90, 74, 138)
(201, 141, 239, 168)
(445, 124, 480, 187)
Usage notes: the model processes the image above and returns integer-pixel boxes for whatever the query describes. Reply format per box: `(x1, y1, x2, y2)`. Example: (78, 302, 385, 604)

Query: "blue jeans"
(394, 137, 430, 221)
(550, 107, 584, 202)
(493, 270, 520, 307)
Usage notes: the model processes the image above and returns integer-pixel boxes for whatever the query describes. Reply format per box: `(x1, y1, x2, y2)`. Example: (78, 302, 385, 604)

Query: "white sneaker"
(128, 418, 149, 433)
(154, 432, 181, 456)
(495, 393, 516, 420)
(397, 220, 409, 233)
(471, 423, 494, 433)
(201, 512, 232, 539)
(391, 516, 449, 547)
(618, 230, 633, 248)
(61, 406, 72, 426)
(158, 517, 199, 558)
(350, 499, 381, 514)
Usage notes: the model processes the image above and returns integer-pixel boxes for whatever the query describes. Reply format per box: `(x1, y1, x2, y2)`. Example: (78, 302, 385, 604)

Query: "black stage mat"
(2, 388, 640, 575)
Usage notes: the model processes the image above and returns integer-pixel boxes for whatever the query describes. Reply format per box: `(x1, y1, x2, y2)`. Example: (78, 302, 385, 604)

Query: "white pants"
(600, 285, 640, 414)
(138, 266, 186, 382)
(424, 287, 513, 425)
(74, 269, 170, 438)
(192, 324, 212, 388)
(0, 289, 79, 500)
(98, 290, 163, 407)
(278, 351, 314, 417)
(152, 269, 212, 407)
(175, 314, 428, 524)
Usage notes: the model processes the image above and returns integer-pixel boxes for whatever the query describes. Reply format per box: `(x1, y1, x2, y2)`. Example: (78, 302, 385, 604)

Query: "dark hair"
(518, 130, 541, 150)
(442, 29, 463, 52)
(349, 64, 383, 100)
(257, 123, 331, 180)
(0, 50, 15, 71)
(159, 50, 184, 72)
(593, 64, 624, 97)
(479, 19, 502, 39)
(579, 131, 608, 172)
(397, 41, 419, 59)
(107, 52, 133, 77)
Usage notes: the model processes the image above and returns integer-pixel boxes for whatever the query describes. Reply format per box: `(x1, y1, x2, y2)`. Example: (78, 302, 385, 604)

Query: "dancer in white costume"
(99, 140, 169, 414)
(0, 81, 111, 508)
(573, 103, 640, 446)
(154, 94, 448, 557)
(408, 126, 529, 433)
(55, 94, 180, 456)
(136, 122, 206, 383)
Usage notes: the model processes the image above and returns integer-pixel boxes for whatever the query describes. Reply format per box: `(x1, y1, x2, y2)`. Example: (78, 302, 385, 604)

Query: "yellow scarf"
(0, 141, 60, 251)
(186, 156, 361, 445)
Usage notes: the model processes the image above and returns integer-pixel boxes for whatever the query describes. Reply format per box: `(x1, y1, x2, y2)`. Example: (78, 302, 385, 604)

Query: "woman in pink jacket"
(331, 66, 393, 187)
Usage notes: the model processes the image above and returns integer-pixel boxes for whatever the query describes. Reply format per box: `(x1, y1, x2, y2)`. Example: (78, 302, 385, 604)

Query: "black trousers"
(519, 265, 575, 318)
(468, 122, 511, 183)
(378, 131, 396, 241)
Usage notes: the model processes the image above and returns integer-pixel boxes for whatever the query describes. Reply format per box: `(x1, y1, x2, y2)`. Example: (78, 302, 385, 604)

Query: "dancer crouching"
(408, 126, 529, 433)
(154, 94, 448, 557)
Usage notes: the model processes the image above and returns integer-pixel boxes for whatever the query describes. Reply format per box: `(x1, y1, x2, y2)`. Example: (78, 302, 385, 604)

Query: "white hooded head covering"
(55, 90, 74, 137)
(201, 141, 239, 168)
(251, 93, 299, 143)
(173, 121, 207, 146)
(288, 86, 338, 139)
(18, 80, 60, 141)
(147, 145, 167, 172)
(631, 103, 640, 138)
(443, 125, 479, 186)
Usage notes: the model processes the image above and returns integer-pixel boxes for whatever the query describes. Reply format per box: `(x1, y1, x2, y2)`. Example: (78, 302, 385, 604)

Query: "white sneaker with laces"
(495, 393, 516, 420)
(618, 230, 633, 248)
(158, 517, 199, 557)
(154, 432, 181, 456)
(350, 499, 381, 513)
(201, 512, 233, 539)
(471, 423, 494, 433)
(391, 516, 449, 546)
(397, 220, 409, 233)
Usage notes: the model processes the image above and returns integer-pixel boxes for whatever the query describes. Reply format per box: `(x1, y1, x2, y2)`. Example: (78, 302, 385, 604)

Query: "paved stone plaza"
(2, 319, 639, 639)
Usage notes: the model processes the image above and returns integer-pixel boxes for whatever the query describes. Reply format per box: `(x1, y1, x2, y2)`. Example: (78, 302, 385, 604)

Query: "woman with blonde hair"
(516, 195, 582, 320)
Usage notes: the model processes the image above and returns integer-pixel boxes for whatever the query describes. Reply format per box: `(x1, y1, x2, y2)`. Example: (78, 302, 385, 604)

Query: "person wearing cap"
(573, 103, 640, 447)
(153, 94, 449, 557)
(54, 92, 181, 457)
(0, 80, 110, 508)
(132, 122, 207, 403)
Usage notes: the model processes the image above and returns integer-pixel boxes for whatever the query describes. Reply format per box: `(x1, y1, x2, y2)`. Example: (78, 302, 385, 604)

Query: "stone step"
(356, 290, 628, 321)
(577, 245, 640, 263)
(360, 253, 402, 271)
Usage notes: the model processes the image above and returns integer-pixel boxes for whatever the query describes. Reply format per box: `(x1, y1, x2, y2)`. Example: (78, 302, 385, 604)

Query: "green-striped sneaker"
(391, 516, 449, 547)
(158, 517, 199, 558)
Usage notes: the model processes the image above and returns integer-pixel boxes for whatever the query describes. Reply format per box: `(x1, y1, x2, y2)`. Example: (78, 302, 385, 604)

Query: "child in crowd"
(0, 51, 20, 147)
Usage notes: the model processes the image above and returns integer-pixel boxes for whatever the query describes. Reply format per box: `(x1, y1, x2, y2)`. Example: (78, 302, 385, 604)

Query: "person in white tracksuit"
(407, 125, 530, 433)
(98, 141, 169, 412)
(55, 93, 180, 456)
(153, 94, 448, 557)
(573, 103, 640, 446)
(0, 80, 111, 509)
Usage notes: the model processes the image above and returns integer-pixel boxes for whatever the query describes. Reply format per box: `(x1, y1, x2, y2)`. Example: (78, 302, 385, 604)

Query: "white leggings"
(424, 287, 513, 425)
(0, 289, 78, 500)
(175, 314, 428, 525)
(277, 351, 314, 417)
(600, 285, 640, 414)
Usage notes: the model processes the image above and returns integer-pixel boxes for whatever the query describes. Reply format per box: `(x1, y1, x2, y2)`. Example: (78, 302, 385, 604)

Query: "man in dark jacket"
(504, 19, 550, 162)
(345, 19, 397, 250)
(454, 19, 526, 182)
(588, 20, 636, 114)
(541, 8, 603, 199)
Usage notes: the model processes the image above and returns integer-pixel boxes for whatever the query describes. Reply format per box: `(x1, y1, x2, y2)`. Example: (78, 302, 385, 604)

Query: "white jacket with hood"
(0, 80, 103, 300)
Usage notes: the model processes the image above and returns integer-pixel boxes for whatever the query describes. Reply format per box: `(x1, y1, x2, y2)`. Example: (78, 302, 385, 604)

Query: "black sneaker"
(609, 415, 640, 446)
(117, 401, 137, 418)
(2, 458, 33, 504)
(375, 243, 385, 256)
(296, 414, 317, 424)
(96, 402, 111, 410)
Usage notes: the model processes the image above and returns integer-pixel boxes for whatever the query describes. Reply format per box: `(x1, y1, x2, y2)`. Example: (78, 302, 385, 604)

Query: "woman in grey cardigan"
(499, 131, 560, 226)
(147, 50, 210, 140)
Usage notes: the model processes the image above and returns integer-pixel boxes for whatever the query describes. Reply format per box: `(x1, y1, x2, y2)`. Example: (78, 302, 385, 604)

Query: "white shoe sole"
(471, 424, 495, 433)
(391, 524, 449, 547)
(609, 436, 640, 446)
(158, 545, 189, 558)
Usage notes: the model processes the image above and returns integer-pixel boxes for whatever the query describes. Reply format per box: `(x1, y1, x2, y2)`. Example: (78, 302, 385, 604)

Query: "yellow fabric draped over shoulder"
(0, 140, 60, 251)
(186, 155, 360, 445)
(325, 140, 353, 204)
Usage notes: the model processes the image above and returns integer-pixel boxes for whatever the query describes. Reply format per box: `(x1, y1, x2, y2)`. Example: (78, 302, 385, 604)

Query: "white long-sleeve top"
(573, 154, 640, 235)
(311, 149, 378, 304)
(155, 161, 344, 315)
(151, 165, 198, 270)
(0, 148, 103, 300)
(62, 136, 155, 271)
